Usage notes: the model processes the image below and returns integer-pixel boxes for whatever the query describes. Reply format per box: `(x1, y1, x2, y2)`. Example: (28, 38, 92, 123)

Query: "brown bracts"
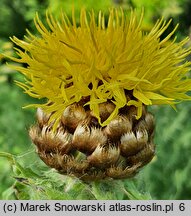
(29, 99, 155, 181)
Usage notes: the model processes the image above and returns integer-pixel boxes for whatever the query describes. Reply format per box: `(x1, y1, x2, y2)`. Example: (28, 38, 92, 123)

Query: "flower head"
(11, 9, 191, 128)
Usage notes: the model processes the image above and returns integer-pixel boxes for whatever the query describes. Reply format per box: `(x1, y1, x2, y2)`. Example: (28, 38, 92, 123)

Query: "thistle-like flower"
(10, 9, 191, 180)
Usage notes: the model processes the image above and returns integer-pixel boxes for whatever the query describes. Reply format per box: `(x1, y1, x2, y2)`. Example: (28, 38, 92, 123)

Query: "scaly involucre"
(11, 9, 191, 128)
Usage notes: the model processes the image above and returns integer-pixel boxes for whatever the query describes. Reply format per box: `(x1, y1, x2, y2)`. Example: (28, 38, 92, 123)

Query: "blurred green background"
(0, 0, 191, 200)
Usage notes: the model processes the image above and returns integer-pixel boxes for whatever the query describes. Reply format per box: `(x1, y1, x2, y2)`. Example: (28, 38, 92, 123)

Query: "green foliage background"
(0, 0, 191, 200)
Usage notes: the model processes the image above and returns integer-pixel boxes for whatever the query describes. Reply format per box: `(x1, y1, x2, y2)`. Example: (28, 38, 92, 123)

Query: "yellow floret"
(10, 8, 191, 128)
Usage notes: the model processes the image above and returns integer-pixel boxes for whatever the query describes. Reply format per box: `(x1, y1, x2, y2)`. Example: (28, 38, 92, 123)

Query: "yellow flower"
(10, 9, 191, 128)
